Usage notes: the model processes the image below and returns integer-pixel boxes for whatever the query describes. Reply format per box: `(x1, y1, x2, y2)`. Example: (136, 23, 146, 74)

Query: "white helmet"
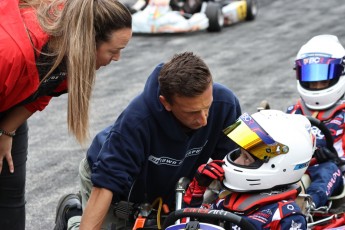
(222, 110, 315, 192)
(295, 34, 345, 110)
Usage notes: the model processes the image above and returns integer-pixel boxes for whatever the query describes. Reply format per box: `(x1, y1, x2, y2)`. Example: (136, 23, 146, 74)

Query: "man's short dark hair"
(159, 52, 213, 104)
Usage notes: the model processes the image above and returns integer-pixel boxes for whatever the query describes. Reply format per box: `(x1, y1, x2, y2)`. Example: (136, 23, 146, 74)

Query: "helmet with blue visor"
(295, 35, 345, 110)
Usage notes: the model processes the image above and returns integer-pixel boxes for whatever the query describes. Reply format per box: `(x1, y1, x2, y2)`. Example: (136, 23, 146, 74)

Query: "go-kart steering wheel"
(307, 116, 336, 153)
(162, 208, 256, 230)
(306, 116, 345, 166)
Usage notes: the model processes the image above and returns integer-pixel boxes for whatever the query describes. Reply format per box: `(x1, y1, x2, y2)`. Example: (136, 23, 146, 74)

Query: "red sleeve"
(24, 96, 52, 113)
(24, 79, 68, 113)
(0, 0, 49, 112)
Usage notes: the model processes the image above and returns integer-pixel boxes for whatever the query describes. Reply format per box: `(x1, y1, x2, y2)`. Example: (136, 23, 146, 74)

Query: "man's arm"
(80, 187, 113, 230)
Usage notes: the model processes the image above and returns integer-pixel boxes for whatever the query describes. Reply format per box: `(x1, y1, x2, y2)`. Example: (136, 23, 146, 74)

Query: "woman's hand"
(0, 106, 33, 174)
(0, 135, 14, 173)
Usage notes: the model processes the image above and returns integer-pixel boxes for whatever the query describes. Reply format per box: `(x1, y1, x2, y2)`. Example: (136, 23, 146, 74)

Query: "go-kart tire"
(205, 2, 224, 32)
(245, 0, 258, 21)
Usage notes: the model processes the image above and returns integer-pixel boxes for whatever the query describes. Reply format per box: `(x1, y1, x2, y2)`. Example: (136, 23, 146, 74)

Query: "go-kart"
(122, 198, 257, 230)
(120, 111, 345, 230)
(129, 0, 258, 34)
(116, 105, 345, 230)
(129, 205, 256, 229)
(257, 103, 345, 230)
(296, 117, 345, 230)
(112, 176, 256, 229)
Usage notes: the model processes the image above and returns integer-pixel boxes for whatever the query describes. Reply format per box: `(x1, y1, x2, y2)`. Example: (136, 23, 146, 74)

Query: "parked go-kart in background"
(128, 0, 258, 33)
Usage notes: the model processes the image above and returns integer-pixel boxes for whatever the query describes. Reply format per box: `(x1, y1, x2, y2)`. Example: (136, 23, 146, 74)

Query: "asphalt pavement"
(26, 0, 345, 229)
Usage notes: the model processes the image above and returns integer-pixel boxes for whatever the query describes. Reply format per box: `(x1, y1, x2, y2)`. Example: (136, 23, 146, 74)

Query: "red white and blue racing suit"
(211, 184, 307, 229)
(287, 99, 345, 208)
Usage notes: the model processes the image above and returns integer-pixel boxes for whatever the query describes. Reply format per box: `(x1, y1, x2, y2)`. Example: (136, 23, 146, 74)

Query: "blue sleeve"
(90, 113, 149, 200)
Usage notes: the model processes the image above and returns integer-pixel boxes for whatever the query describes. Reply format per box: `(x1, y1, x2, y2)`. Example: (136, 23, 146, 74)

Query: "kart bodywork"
(131, 0, 258, 34)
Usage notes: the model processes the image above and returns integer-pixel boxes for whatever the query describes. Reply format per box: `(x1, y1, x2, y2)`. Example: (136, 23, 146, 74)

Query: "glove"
(313, 147, 340, 165)
(183, 160, 224, 207)
(195, 160, 225, 186)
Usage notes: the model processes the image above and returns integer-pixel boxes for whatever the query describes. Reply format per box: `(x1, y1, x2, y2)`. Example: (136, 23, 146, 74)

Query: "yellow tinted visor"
(223, 113, 289, 161)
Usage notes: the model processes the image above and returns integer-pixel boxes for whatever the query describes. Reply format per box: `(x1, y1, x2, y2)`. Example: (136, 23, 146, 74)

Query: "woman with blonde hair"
(0, 0, 132, 229)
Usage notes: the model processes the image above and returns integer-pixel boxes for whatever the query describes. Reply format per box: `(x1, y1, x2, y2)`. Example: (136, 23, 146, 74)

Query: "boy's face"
(309, 80, 330, 90)
(159, 83, 213, 130)
(234, 149, 255, 166)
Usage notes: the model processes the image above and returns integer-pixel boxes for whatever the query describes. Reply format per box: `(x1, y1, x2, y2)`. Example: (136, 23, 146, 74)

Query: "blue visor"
(295, 57, 344, 82)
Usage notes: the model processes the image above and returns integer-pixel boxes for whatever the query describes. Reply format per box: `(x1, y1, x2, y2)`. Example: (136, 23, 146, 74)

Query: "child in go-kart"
(183, 110, 315, 229)
(286, 34, 345, 209)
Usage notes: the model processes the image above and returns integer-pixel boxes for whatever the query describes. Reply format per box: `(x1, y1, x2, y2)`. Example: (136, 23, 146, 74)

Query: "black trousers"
(0, 118, 28, 230)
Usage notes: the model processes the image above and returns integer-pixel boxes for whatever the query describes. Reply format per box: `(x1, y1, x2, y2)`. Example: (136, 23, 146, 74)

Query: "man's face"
(159, 84, 213, 130)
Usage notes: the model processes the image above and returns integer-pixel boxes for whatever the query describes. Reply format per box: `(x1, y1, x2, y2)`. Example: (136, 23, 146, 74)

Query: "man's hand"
(183, 160, 224, 207)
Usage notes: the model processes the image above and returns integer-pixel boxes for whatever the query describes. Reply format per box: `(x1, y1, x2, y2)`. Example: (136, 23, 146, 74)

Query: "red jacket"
(0, 0, 67, 113)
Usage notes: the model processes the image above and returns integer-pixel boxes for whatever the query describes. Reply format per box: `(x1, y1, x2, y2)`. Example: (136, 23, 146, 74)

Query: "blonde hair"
(19, 0, 132, 144)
